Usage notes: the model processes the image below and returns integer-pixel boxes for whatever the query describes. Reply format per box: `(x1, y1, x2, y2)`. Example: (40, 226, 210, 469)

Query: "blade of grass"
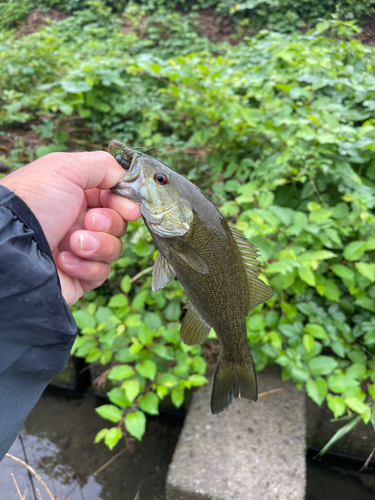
(318, 415, 362, 458)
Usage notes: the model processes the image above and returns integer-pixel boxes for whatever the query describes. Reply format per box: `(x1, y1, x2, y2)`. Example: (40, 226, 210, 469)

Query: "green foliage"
(0, 0, 37, 31)
(227, 0, 375, 31)
(1, 3, 375, 449)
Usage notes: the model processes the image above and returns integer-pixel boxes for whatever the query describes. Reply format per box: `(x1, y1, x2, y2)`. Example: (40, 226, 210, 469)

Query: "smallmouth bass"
(109, 140, 273, 414)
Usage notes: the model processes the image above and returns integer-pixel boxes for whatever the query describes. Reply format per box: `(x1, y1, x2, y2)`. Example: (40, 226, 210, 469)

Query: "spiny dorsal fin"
(229, 226, 273, 309)
(180, 301, 211, 346)
(177, 237, 209, 275)
(152, 252, 176, 292)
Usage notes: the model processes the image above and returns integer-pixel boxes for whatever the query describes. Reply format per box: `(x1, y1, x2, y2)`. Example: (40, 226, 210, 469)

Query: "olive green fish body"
(147, 204, 258, 413)
(110, 141, 272, 414)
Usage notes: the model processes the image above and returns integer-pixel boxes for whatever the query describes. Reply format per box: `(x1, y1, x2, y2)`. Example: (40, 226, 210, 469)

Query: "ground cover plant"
(0, 1, 375, 450)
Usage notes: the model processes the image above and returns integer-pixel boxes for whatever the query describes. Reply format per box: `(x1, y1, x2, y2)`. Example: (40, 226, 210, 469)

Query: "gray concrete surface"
(166, 366, 306, 500)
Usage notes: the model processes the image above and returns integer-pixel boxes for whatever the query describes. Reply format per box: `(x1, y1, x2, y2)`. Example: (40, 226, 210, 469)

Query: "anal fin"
(180, 302, 210, 346)
(152, 252, 176, 292)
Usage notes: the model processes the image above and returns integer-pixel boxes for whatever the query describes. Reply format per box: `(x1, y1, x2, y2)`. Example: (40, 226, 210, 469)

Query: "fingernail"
(79, 232, 99, 252)
(61, 252, 81, 266)
(92, 212, 110, 232)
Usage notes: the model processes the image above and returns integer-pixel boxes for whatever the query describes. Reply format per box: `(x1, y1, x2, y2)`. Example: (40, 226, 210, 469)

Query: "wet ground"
(0, 391, 182, 500)
(1, 389, 375, 500)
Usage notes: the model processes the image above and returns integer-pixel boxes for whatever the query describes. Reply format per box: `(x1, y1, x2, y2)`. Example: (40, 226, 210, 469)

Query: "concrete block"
(166, 366, 306, 500)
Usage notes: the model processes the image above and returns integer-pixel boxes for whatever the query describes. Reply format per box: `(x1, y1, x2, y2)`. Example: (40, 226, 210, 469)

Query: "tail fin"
(211, 359, 258, 415)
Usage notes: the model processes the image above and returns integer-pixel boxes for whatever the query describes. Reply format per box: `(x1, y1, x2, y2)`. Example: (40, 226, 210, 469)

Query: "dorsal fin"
(229, 226, 273, 309)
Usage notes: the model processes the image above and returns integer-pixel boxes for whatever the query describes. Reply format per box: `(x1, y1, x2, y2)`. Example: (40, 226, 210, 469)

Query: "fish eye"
(154, 172, 169, 185)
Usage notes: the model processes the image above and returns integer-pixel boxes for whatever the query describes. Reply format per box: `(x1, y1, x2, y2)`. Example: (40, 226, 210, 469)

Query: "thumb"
(43, 151, 126, 191)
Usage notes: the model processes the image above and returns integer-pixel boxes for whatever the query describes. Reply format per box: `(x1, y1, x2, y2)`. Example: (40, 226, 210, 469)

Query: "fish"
(109, 140, 273, 414)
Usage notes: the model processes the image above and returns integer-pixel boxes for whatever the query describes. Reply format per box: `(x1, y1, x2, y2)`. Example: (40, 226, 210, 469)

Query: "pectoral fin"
(177, 238, 209, 274)
(229, 226, 273, 309)
(152, 252, 176, 292)
(180, 302, 211, 346)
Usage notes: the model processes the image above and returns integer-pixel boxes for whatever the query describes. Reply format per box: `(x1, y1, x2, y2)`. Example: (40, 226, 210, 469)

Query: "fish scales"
(109, 140, 272, 414)
(149, 212, 252, 359)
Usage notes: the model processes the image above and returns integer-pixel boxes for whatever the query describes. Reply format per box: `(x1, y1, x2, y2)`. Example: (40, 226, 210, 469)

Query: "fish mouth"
(111, 155, 143, 203)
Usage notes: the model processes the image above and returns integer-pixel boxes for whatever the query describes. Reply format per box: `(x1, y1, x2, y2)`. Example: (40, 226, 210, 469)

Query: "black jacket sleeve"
(0, 185, 78, 460)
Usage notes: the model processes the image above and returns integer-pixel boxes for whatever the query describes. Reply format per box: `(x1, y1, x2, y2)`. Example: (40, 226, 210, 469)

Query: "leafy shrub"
(0, 0, 38, 30)
(1, 8, 375, 446)
(227, 0, 375, 24)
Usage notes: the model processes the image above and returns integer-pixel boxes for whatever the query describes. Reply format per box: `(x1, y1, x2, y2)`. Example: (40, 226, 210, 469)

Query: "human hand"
(0, 151, 140, 305)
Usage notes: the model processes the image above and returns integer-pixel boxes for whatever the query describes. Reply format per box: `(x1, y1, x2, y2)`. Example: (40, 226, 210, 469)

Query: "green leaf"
(125, 411, 146, 441)
(144, 312, 163, 330)
(355, 297, 375, 313)
(343, 241, 367, 261)
(108, 365, 135, 381)
(346, 363, 367, 381)
(121, 275, 132, 293)
(61, 80, 92, 93)
(308, 356, 337, 376)
(313, 250, 336, 260)
(94, 428, 109, 443)
(298, 266, 316, 286)
(306, 377, 327, 406)
(368, 384, 375, 402)
(355, 263, 375, 283)
(104, 427, 122, 450)
(290, 365, 309, 383)
(309, 209, 331, 223)
(36, 144, 68, 158)
(322, 280, 340, 302)
(139, 392, 159, 415)
(328, 375, 358, 394)
(122, 379, 140, 403)
(315, 20, 330, 33)
(344, 398, 371, 423)
(108, 294, 129, 308)
(95, 404, 122, 423)
(136, 360, 157, 380)
(96, 306, 116, 328)
(72, 310, 96, 330)
(304, 323, 328, 339)
(125, 315, 142, 328)
(331, 203, 349, 219)
(326, 394, 345, 418)
(165, 302, 181, 321)
(158, 373, 178, 388)
(188, 374, 208, 386)
(192, 355, 207, 374)
(107, 388, 131, 407)
(153, 344, 174, 360)
(171, 388, 185, 408)
(132, 290, 148, 311)
(331, 265, 355, 286)
(366, 235, 375, 250)
(302, 334, 314, 353)
(318, 415, 361, 457)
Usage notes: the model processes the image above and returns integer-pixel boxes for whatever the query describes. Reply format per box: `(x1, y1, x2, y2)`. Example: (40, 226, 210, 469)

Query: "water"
(0, 390, 182, 500)
(306, 450, 375, 500)
(1, 388, 375, 499)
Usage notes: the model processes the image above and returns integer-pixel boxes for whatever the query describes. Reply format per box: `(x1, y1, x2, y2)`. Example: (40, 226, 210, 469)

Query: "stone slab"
(166, 366, 306, 500)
